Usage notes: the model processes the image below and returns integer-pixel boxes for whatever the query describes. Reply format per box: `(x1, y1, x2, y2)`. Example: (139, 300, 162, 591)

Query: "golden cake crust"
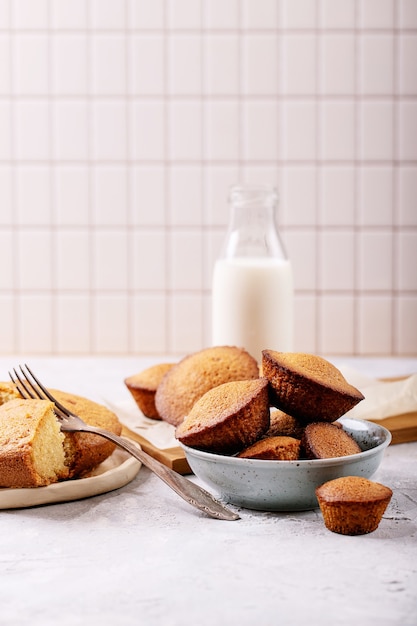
(176, 378, 270, 454)
(125, 363, 175, 420)
(316, 476, 393, 535)
(156, 346, 259, 427)
(0, 399, 68, 488)
(49, 389, 122, 478)
(262, 350, 364, 423)
(238, 436, 301, 460)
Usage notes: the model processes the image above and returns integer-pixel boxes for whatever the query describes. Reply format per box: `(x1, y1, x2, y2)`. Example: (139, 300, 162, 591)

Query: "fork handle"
(76, 424, 239, 521)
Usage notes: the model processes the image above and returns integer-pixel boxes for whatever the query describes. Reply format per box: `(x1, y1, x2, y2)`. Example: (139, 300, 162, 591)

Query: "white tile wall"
(0, 0, 416, 358)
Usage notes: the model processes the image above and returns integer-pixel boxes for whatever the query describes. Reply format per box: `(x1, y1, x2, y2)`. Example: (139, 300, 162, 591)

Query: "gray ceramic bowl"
(179, 417, 392, 511)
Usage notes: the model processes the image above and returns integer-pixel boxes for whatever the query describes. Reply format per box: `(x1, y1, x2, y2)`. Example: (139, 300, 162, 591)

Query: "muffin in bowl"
(176, 378, 269, 455)
(262, 350, 364, 423)
(179, 417, 391, 511)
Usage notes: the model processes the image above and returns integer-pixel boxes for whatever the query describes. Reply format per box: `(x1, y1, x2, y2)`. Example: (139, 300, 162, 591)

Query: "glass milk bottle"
(212, 184, 294, 364)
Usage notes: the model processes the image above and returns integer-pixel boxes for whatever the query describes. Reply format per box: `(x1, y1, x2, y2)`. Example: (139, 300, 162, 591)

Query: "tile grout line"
(86, 0, 94, 354)
(2, 93, 416, 102)
(237, 0, 243, 183)
(163, 0, 171, 355)
(2, 157, 416, 166)
(125, 0, 133, 355)
(9, 0, 19, 353)
(315, 0, 321, 355)
(48, 0, 59, 355)
(277, 0, 283, 223)
(353, 0, 361, 355)
(201, 0, 208, 347)
(2, 26, 416, 34)
(392, 1, 399, 355)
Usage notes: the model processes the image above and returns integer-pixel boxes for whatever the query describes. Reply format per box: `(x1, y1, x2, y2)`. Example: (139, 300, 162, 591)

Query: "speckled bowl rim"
(179, 417, 392, 469)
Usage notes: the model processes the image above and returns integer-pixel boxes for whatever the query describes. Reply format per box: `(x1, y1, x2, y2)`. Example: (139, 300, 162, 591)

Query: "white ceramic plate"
(0, 446, 142, 509)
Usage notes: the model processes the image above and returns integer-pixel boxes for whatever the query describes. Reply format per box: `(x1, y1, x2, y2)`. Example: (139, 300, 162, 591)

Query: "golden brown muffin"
(265, 409, 305, 439)
(49, 389, 122, 478)
(316, 476, 393, 535)
(0, 399, 68, 488)
(155, 346, 259, 427)
(302, 422, 362, 459)
(238, 436, 301, 460)
(125, 363, 175, 420)
(262, 350, 364, 423)
(176, 378, 270, 454)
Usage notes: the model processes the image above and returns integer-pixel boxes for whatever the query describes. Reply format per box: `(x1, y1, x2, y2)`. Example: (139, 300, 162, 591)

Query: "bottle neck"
(221, 185, 287, 260)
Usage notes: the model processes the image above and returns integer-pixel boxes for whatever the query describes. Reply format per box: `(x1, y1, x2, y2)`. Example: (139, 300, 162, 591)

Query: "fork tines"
(9, 365, 73, 419)
(9, 366, 34, 400)
(10, 365, 51, 404)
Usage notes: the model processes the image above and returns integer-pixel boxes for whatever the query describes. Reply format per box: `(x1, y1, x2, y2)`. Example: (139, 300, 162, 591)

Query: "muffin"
(125, 363, 175, 419)
(265, 409, 305, 440)
(302, 422, 362, 459)
(262, 350, 364, 423)
(156, 346, 259, 427)
(316, 476, 393, 535)
(176, 378, 270, 454)
(238, 436, 300, 460)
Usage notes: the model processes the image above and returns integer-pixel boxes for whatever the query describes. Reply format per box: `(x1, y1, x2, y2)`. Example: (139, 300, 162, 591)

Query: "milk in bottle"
(212, 185, 294, 364)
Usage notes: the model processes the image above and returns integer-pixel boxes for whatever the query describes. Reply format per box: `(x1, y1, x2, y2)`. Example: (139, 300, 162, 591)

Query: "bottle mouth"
(229, 184, 278, 207)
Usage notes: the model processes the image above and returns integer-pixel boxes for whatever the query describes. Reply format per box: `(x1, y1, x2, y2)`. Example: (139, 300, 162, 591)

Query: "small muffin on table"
(316, 476, 393, 535)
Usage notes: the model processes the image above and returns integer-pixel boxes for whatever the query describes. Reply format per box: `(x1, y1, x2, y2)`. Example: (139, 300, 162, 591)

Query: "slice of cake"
(176, 378, 270, 454)
(262, 350, 364, 423)
(0, 399, 69, 488)
(316, 476, 393, 535)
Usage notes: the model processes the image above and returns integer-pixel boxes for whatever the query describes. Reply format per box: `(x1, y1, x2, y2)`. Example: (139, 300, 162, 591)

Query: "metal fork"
(9, 365, 239, 521)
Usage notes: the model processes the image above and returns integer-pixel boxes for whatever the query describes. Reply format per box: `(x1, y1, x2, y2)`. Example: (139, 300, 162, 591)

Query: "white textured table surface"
(0, 356, 416, 626)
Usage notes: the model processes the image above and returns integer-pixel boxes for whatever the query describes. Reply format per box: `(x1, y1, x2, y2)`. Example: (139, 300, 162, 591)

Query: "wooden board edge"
(368, 411, 417, 430)
(389, 429, 417, 445)
(367, 376, 417, 444)
(368, 412, 417, 445)
(121, 425, 191, 475)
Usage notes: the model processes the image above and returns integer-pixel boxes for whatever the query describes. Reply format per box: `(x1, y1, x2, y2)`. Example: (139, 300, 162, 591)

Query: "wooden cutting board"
(122, 375, 417, 473)
(121, 425, 191, 474)
(368, 375, 417, 445)
(368, 412, 417, 445)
